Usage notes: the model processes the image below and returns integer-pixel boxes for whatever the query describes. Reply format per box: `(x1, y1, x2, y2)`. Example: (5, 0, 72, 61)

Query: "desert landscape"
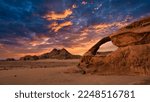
(0, 59, 150, 85)
(0, 1, 150, 85)
(0, 16, 150, 85)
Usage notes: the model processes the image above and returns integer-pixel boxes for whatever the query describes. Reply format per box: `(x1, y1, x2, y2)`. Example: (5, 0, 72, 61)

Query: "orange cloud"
(49, 21, 73, 32)
(81, 21, 128, 36)
(44, 9, 72, 20)
(30, 37, 50, 47)
(93, 22, 127, 30)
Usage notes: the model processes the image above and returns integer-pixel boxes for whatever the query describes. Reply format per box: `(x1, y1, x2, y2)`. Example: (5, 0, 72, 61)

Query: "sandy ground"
(0, 59, 150, 85)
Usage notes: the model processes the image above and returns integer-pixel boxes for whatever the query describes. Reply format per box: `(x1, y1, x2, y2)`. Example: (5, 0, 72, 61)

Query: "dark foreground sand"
(0, 59, 150, 85)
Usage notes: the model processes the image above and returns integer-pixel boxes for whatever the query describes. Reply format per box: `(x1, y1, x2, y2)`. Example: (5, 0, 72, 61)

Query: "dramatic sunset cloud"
(44, 9, 72, 21)
(30, 37, 49, 47)
(0, 0, 150, 59)
(49, 21, 73, 32)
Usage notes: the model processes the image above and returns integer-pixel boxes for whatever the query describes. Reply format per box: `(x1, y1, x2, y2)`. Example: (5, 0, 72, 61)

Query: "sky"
(0, 0, 150, 59)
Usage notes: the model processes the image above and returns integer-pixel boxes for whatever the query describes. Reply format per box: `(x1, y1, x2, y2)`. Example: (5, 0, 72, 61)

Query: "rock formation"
(20, 55, 39, 61)
(5, 58, 16, 61)
(39, 48, 81, 59)
(20, 48, 81, 61)
(78, 16, 150, 75)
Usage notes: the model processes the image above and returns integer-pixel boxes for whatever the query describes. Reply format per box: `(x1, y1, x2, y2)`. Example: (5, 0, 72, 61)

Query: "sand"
(0, 59, 150, 85)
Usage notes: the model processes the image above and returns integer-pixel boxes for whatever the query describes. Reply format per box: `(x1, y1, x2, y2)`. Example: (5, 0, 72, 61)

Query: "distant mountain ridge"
(20, 48, 81, 61)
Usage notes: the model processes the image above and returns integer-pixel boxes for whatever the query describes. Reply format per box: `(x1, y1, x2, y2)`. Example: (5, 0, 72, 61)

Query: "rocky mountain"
(20, 48, 81, 61)
(39, 48, 81, 59)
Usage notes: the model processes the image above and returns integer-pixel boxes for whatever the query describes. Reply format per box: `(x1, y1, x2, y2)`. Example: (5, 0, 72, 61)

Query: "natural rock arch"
(78, 16, 150, 75)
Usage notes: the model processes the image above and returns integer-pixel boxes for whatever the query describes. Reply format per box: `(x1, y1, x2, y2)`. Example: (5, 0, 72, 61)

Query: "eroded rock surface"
(78, 17, 150, 75)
